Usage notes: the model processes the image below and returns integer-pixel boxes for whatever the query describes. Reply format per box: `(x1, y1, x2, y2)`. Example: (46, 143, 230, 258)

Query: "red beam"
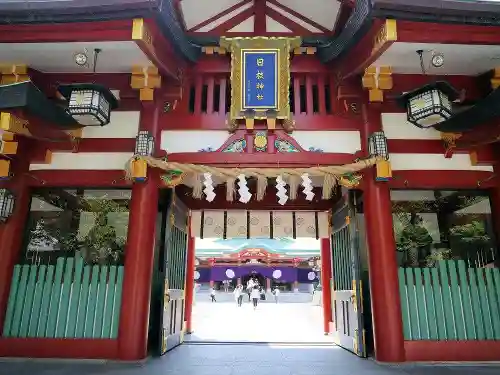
(189, 31, 321, 37)
(26, 170, 131, 187)
(470, 145, 497, 166)
(388, 170, 495, 189)
(189, 0, 253, 32)
(0, 20, 134, 43)
(193, 54, 329, 74)
(267, 0, 332, 34)
(135, 19, 183, 80)
(175, 185, 334, 211)
(388, 140, 447, 154)
(334, 20, 385, 79)
(397, 20, 500, 45)
(265, 6, 316, 35)
(211, 7, 255, 34)
(404, 340, 500, 362)
(254, 0, 266, 35)
(160, 113, 361, 131)
(165, 151, 359, 166)
(456, 121, 500, 149)
(0, 338, 118, 359)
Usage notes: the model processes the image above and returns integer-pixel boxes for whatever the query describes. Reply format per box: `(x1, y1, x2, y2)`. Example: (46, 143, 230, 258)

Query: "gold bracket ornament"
(491, 68, 500, 89)
(362, 66, 392, 102)
(220, 36, 301, 132)
(441, 132, 462, 158)
(0, 64, 30, 84)
(131, 65, 162, 101)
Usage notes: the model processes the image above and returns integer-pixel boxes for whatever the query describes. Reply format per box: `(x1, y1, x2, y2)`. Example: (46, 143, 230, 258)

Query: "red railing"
(165, 65, 360, 131)
(180, 72, 335, 116)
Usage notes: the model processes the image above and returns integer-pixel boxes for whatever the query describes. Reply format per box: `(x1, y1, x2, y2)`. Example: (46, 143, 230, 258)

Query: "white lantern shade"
(135, 130, 154, 156)
(0, 188, 15, 223)
(368, 131, 389, 160)
(68, 89, 110, 126)
(225, 269, 235, 279)
(399, 81, 458, 129)
(272, 269, 282, 279)
(58, 84, 118, 127)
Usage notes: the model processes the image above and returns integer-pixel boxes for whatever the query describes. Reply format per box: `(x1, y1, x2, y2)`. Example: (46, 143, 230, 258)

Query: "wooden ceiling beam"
(189, 0, 253, 32)
(211, 7, 255, 34)
(266, 0, 332, 34)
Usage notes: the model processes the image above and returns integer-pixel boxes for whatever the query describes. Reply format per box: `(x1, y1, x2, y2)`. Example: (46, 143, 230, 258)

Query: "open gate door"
(331, 190, 366, 357)
(157, 195, 189, 356)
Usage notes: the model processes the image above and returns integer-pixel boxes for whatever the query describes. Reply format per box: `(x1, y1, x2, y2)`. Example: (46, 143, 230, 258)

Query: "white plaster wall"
(161, 130, 230, 153)
(390, 153, 493, 172)
(81, 111, 140, 138)
(382, 113, 442, 140)
(291, 131, 361, 154)
(29, 152, 133, 170)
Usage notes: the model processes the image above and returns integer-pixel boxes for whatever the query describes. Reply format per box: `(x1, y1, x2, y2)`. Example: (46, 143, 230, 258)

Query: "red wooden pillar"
(489, 164, 500, 248)
(0, 140, 34, 329)
(118, 100, 160, 360)
(362, 103, 405, 362)
(320, 237, 333, 335)
(184, 230, 195, 334)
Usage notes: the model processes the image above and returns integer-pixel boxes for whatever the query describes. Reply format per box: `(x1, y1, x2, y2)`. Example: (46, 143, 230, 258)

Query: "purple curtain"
(297, 268, 317, 283)
(195, 267, 211, 282)
(208, 266, 299, 282)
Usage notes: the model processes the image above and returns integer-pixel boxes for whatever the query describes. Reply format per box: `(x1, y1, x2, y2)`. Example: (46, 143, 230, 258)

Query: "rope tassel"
(226, 178, 235, 202)
(256, 175, 268, 201)
(322, 174, 336, 200)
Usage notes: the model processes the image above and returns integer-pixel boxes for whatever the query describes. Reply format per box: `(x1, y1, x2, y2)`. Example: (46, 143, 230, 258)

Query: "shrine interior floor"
(1, 344, 500, 375)
(185, 295, 331, 343)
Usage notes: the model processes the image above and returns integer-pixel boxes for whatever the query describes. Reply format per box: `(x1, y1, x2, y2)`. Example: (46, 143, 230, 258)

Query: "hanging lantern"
(58, 84, 118, 126)
(368, 131, 389, 160)
(368, 131, 392, 182)
(0, 188, 15, 223)
(135, 130, 155, 156)
(398, 81, 458, 128)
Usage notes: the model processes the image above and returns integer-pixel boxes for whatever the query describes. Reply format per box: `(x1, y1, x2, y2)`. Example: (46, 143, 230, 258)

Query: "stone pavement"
(1, 344, 500, 375)
(1, 300, 500, 374)
(186, 299, 330, 343)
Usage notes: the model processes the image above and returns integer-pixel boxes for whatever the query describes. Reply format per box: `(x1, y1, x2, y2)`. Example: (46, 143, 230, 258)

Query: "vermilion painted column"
(489, 164, 500, 251)
(363, 103, 405, 362)
(320, 237, 333, 335)
(118, 100, 160, 360)
(184, 231, 195, 334)
(0, 140, 33, 330)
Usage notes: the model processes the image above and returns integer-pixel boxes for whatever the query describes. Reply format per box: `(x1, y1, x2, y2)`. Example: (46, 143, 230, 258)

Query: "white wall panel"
(82, 111, 140, 138)
(390, 153, 493, 171)
(291, 131, 361, 153)
(161, 130, 230, 153)
(29, 152, 133, 170)
(382, 113, 442, 140)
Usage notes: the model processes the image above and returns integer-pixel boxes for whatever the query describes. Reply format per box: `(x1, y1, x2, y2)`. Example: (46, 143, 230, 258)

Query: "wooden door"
(156, 194, 189, 356)
(331, 190, 366, 357)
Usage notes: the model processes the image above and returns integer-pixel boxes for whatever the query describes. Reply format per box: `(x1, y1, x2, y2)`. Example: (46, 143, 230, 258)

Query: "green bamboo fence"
(3, 257, 124, 339)
(398, 260, 500, 340)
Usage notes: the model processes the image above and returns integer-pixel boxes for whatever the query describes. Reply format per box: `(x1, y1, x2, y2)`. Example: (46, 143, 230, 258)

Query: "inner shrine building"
(1, 0, 500, 365)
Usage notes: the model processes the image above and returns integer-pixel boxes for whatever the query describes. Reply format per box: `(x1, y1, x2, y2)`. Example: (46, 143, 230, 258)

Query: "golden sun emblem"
(254, 133, 267, 149)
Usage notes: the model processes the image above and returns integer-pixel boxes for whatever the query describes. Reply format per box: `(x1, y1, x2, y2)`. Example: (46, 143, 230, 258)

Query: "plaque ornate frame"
(220, 36, 301, 121)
